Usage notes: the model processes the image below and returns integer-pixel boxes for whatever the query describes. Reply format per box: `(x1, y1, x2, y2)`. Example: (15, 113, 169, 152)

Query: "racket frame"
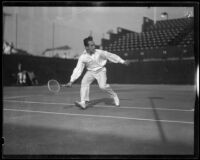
(47, 79, 61, 93)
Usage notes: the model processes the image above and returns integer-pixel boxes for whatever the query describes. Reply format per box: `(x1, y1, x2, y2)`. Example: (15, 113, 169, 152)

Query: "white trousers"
(80, 67, 117, 102)
(17, 72, 26, 84)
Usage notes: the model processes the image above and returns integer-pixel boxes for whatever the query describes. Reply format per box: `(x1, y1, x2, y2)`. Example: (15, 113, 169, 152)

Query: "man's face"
(86, 40, 96, 54)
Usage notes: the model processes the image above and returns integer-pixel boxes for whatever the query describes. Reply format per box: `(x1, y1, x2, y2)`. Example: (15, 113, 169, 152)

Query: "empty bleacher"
(144, 17, 193, 31)
(101, 17, 194, 60)
(177, 30, 194, 46)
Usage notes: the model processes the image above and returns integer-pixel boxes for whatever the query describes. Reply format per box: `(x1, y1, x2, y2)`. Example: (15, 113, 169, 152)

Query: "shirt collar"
(83, 49, 96, 55)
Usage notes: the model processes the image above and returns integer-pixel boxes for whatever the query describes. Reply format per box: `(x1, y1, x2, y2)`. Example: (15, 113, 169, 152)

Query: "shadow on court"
(87, 98, 114, 107)
(149, 97, 166, 143)
(70, 98, 133, 109)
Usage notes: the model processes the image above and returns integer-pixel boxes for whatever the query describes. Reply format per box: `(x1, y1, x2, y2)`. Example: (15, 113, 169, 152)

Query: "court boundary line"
(4, 94, 44, 99)
(4, 99, 194, 112)
(4, 108, 194, 125)
(3, 91, 81, 100)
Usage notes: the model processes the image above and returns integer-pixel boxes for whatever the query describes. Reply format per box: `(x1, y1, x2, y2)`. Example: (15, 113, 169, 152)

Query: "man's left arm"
(103, 51, 130, 66)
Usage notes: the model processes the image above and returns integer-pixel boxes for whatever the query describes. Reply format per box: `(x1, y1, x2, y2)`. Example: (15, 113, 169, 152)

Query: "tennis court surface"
(3, 84, 195, 155)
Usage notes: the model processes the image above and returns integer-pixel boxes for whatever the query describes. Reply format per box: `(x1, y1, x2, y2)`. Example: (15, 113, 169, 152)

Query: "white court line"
(4, 108, 194, 124)
(4, 94, 44, 99)
(3, 99, 194, 112)
(4, 95, 34, 99)
(3, 91, 80, 99)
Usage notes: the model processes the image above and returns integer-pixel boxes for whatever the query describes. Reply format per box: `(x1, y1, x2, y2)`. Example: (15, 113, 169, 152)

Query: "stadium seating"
(101, 17, 194, 60)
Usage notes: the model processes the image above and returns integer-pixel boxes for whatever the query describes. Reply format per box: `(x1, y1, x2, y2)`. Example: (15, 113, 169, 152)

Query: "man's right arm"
(66, 56, 85, 87)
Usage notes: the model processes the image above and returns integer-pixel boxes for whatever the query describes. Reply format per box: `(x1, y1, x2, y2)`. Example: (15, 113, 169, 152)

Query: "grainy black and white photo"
(2, 1, 199, 158)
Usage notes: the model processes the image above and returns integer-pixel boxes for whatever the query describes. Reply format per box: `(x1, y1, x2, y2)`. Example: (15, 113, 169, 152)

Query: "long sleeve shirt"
(70, 49, 125, 83)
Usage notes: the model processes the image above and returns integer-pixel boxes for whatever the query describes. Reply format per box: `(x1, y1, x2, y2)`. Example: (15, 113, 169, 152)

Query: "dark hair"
(83, 36, 93, 47)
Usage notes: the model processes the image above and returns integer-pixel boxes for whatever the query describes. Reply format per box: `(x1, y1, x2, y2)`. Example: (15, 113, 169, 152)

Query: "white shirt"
(70, 49, 125, 82)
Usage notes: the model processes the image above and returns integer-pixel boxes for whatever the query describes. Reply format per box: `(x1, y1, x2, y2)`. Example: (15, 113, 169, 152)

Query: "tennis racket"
(47, 79, 67, 93)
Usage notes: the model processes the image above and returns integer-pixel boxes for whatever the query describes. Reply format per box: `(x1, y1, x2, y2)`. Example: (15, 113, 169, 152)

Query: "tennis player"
(66, 36, 130, 109)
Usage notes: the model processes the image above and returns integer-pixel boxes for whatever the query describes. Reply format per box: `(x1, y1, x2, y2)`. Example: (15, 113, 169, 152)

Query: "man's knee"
(99, 84, 110, 90)
(81, 78, 93, 88)
(81, 81, 90, 88)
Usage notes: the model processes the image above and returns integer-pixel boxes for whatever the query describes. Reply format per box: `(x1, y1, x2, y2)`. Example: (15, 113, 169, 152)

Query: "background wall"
(2, 55, 195, 86)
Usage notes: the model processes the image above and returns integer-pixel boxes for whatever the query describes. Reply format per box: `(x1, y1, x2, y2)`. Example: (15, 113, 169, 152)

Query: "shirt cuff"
(70, 78, 74, 83)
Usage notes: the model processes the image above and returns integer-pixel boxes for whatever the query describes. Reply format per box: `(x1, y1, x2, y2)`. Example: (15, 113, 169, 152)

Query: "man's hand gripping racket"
(124, 60, 131, 66)
(66, 81, 73, 87)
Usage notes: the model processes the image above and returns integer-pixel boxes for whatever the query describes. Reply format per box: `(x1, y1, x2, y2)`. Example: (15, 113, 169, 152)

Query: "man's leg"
(80, 71, 95, 102)
(75, 71, 95, 109)
(96, 69, 120, 106)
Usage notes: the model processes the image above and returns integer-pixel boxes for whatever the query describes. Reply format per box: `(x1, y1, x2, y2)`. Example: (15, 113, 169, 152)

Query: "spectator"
(27, 71, 39, 85)
(3, 41, 11, 54)
(16, 63, 27, 85)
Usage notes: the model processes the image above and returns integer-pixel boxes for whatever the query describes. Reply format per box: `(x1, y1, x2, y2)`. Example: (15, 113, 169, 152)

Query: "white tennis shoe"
(74, 101, 87, 109)
(113, 95, 120, 106)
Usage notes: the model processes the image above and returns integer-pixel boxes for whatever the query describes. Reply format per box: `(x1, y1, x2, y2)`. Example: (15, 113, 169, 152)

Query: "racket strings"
(48, 80, 60, 93)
